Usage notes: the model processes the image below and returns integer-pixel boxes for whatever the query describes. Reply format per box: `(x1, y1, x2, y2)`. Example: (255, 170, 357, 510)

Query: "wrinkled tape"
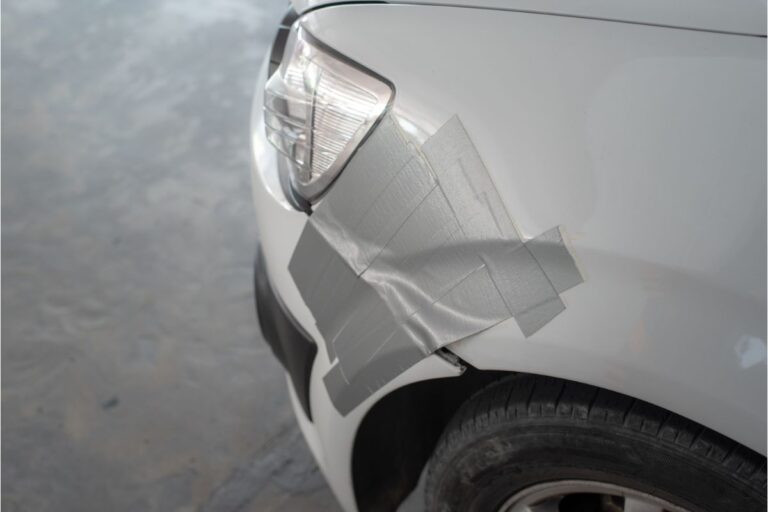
(289, 114, 584, 415)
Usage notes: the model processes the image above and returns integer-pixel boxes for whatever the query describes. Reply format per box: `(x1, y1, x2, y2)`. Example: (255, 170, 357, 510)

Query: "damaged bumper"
(254, 247, 316, 420)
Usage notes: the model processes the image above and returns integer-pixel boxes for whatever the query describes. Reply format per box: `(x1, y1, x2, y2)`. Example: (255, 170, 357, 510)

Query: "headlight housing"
(264, 24, 394, 203)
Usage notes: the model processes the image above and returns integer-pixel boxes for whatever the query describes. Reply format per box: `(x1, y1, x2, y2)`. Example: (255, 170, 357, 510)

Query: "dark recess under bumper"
(254, 247, 316, 420)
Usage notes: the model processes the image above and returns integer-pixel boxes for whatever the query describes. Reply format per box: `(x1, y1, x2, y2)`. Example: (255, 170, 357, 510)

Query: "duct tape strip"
(289, 113, 584, 415)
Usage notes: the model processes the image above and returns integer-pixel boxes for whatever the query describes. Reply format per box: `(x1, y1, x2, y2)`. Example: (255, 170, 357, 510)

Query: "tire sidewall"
(429, 419, 760, 512)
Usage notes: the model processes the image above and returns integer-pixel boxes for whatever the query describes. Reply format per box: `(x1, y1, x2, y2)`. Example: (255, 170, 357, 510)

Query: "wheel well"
(351, 365, 510, 512)
(350, 366, 765, 512)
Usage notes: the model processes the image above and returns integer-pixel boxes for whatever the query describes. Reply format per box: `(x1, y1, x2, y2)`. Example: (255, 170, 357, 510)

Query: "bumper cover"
(254, 247, 316, 420)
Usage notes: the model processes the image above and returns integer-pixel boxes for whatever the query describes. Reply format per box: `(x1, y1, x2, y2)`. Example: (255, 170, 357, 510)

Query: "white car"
(250, 1, 767, 510)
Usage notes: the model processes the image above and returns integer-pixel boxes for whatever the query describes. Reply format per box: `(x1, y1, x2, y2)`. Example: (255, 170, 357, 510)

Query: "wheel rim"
(498, 480, 692, 512)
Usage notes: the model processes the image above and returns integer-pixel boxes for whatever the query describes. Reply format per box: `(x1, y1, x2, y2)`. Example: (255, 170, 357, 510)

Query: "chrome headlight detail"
(264, 24, 393, 203)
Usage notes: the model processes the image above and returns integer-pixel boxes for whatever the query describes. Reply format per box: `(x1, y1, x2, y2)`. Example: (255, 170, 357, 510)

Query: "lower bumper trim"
(254, 247, 316, 420)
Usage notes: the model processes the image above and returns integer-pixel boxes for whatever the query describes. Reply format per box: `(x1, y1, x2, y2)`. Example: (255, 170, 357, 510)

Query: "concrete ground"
(1, 1, 392, 510)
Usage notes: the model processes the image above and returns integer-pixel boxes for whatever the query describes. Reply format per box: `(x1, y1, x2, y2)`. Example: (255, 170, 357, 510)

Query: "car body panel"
(301, 3, 766, 452)
(252, 59, 462, 510)
(292, 0, 768, 37)
(251, 4, 766, 510)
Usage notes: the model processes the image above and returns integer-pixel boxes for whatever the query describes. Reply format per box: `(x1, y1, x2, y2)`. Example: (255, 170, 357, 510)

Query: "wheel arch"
(350, 363, 765, 512)
(350, 365, 509, 512)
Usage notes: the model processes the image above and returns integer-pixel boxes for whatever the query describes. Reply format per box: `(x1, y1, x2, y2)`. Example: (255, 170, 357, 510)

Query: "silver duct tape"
(483, 244, 561, 318)
(311, 115, 420, 276)
(289, 113, 584, 415)
(422, 116, 521, 244)
(526, 226, 583, 294)
(335, 309, 404, 381)
(324, 330, 425, 415)
(329, 280, 399, 372)
(288, 222, 349, 360)
(401, 265, 510, 349)
(343, 156, 436, 273)
(365, 189, 482, 322)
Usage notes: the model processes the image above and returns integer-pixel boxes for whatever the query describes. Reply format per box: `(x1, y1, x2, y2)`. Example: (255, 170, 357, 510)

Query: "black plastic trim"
(254, 246, 316, 420)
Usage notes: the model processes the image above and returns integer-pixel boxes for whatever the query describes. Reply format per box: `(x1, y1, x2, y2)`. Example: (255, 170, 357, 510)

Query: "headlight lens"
(264, 24, 393, 203)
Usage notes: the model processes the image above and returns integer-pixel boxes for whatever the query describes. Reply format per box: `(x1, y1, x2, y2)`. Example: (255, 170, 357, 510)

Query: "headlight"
(264, 24, 394, 203)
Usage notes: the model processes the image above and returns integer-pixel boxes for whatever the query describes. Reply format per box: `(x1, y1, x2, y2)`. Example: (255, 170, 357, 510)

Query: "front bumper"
(254, 247, 316, 420)
(249, 32, 464, 511)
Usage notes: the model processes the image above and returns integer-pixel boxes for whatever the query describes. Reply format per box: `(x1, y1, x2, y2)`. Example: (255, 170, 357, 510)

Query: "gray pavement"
(2, 1, 344, 510)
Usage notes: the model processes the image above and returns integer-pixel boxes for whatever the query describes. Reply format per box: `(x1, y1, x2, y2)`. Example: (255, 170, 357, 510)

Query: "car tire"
(424, 374, 766, 512)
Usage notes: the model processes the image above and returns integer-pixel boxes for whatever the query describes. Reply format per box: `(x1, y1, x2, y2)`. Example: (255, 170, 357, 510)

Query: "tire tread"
(426, 374, 766, 511)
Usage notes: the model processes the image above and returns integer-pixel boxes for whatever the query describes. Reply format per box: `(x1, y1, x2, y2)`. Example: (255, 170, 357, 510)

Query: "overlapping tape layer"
(289, 114, 584, 415)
